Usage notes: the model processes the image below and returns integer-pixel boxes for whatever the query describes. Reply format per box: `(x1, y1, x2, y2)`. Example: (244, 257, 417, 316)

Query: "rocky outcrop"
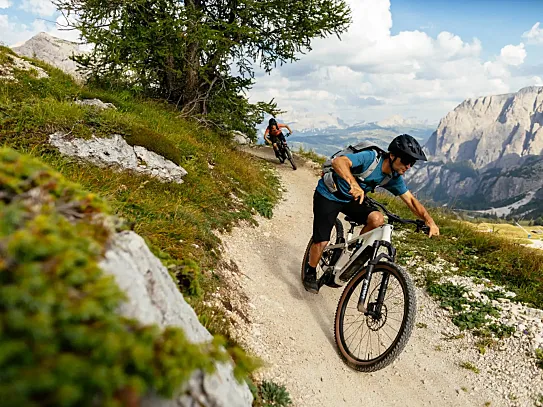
(408, 157, 543, 205)
(408, 86, 543, 217)
(99, 232, 253, 406)
(231, 130, 251, 145)
(426, 86, 543, 169)
(0, 54, 48, 81)
(49, 132, 188, 184)
(12, 32, 87, 81)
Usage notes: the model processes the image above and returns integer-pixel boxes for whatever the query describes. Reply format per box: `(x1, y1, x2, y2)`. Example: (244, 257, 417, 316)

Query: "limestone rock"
(0, 53, 48, 81)
(99, 231, 253, 407)
(231, 130, 251, 145)
(12, 32, 87, 81)
(75, 99, 116, 110)
(426, 86, 543, 169)
(49, 131, 188, 184)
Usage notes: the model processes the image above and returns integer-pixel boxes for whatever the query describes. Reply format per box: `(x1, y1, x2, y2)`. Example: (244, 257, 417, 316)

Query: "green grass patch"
(379, 192, 543, 308)
(254, 381, 293, 407)
(295, 146, 326, 165)
(459, 361, 480, 374)
(0, 49, 281, 344)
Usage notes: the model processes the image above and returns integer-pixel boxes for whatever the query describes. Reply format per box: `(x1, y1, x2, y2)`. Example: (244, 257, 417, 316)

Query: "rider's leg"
(343, 200, 384, 235)
(304, 192, 342, 293)
(308, 241, 328, 268)
(360, 211, 385, 234)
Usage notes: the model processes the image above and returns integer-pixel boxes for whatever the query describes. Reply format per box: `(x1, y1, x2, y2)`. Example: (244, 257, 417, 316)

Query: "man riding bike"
(303, 134, 440, 293)
(263, 118, 293, 161)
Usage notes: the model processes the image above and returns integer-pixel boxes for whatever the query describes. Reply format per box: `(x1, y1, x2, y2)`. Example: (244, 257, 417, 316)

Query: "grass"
(0, 47, 281, 345)
(295, 146, 326, 165)
(459, 361, 480, 374)
(379, 192, 543, 309)
(536, 348, 543, 369)
(254, 381, 293, 407)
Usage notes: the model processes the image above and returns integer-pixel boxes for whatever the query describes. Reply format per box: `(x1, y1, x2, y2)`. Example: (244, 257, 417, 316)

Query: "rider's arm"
(263, 128, 271, 144)
(399, 191, 440, 237)
(279, 123, 293, 133)
(331, 156, 365, 203)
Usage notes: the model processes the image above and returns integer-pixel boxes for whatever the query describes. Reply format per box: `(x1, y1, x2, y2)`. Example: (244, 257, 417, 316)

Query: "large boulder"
(49, 131, 188, 184)
(99, 232, 253, 406)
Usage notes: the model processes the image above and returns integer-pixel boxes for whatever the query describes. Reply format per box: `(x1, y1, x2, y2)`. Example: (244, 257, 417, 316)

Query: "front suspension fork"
(357, 241, 396, 314)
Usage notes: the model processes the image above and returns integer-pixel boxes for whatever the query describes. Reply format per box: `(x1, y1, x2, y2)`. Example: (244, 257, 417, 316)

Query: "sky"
(1, 0, 543, 125)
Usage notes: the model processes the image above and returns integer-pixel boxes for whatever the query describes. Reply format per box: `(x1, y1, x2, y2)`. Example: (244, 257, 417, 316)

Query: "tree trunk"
(182, 0, 202, 113)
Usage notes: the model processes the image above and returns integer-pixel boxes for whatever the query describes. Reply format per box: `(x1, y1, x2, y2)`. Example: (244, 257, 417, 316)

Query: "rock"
(49, 132, 188, 184)
(406, 86, 543, 212)
(427, 86, 543, 167)
(12, 32, 88, 82)
(75, 99, 116, 110)
(231, 131, 251, 145)
(99, 231, 253, 407)
(0, 53, 48, 81)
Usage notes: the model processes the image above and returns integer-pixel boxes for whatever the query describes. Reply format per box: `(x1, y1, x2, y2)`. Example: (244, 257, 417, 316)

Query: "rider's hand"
(427, 222, 440, 238)
(349, 183, 365, 204)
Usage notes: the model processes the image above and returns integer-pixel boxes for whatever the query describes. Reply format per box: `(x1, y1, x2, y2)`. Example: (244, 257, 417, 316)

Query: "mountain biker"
(303, 134, 440, 293)
(263, 118, 293, 161)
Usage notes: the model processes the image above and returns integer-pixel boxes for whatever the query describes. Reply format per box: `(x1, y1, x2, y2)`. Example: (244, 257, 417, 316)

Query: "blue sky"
(2, 0, 542, 126)
(391, 0, 543, 64)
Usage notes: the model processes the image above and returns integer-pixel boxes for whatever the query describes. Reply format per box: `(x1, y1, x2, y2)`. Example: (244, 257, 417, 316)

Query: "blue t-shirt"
(316, 150, 408, 203)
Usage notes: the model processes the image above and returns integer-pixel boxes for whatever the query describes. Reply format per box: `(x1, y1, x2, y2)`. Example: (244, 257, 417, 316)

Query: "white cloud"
(0, 0, 12, 9)
(0, 12, 81, 47)
(20, 0, 56, 17)
(248, 0, 537, 124)
(522, 22, 543, 44)
(499, 43, 526, 66)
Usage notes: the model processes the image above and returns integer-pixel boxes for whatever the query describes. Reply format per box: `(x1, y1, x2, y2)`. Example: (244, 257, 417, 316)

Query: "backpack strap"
(352, 150, 381, 181)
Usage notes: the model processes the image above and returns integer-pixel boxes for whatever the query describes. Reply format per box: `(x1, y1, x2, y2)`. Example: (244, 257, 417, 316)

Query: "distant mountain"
(408, 86, 543, 218)
(12, 32, 87, 82)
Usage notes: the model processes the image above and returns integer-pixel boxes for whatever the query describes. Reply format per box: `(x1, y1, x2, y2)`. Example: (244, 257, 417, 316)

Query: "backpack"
(321, 141, 391, 194)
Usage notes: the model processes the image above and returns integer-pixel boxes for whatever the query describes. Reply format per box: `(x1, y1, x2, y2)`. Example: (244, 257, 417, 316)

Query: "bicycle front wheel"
(334, 262, 416, 372)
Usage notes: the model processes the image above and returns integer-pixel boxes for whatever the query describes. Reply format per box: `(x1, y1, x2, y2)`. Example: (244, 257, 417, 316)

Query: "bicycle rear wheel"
(301, 218, 344, 288)
(334, 262, 416, 371)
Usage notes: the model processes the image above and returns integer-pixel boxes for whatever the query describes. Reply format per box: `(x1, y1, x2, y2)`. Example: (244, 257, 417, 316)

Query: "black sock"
(305, 263, 316, 274)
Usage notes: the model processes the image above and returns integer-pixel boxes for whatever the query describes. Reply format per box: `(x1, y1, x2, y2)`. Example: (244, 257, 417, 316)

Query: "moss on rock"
(0, 148, 228, 406)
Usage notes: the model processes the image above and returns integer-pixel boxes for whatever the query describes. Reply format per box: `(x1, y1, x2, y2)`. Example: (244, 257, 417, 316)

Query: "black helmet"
(388, 134, 427, 161)
(269, 118, 278, 127)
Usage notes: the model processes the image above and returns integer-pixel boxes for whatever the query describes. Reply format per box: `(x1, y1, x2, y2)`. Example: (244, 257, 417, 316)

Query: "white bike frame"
(321, 222, 394, 286)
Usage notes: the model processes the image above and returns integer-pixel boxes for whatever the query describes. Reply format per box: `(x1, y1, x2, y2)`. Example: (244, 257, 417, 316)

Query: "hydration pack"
(321, 141, 391, 194)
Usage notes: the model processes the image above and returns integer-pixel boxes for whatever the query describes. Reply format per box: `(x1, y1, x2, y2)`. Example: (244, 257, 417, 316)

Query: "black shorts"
(312, 191, 378, 243)
(270, 133, 285, 144)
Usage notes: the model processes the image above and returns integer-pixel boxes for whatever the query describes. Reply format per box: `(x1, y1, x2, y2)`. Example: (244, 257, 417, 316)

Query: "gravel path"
(219, 146, 542, 407)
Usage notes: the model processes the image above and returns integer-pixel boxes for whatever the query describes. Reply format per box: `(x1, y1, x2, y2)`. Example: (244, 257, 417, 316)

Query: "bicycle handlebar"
(364, 196, 430, 235)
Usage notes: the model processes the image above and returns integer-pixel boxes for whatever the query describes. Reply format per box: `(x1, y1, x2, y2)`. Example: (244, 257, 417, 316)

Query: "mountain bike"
(276, 132, 297, 170)
(301, 196, 430, 371)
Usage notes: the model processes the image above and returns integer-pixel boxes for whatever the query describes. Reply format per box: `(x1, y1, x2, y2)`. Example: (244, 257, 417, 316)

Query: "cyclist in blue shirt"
(303, 134, 440, 293)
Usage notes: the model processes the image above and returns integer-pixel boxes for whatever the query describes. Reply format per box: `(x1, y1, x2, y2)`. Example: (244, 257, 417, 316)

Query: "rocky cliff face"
(406, 86, 543, 218)
(426, 86, 543, 169)
(12, 32, 86, 81)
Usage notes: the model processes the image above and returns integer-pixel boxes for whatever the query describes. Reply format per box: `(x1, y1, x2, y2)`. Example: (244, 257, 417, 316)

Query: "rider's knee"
(367, 211, 385, 227)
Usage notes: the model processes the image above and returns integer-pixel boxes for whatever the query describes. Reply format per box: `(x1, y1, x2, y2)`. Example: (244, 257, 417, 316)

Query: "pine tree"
(54, 0, 351, 138)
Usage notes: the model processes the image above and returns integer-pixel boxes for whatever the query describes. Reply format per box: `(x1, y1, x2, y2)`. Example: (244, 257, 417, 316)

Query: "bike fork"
(357, 241, 396, 314)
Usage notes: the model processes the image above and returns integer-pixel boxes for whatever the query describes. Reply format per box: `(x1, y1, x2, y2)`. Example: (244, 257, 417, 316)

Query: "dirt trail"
(221, 147, 491, 407)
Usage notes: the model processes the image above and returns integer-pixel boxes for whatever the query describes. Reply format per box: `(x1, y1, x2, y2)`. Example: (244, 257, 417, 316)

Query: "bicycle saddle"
(344, 216, 358, 224)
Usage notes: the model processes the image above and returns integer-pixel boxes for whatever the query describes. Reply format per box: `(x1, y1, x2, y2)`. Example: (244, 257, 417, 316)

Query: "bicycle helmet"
(269, 118, 278, 127)
(388, 134, 427, 161)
